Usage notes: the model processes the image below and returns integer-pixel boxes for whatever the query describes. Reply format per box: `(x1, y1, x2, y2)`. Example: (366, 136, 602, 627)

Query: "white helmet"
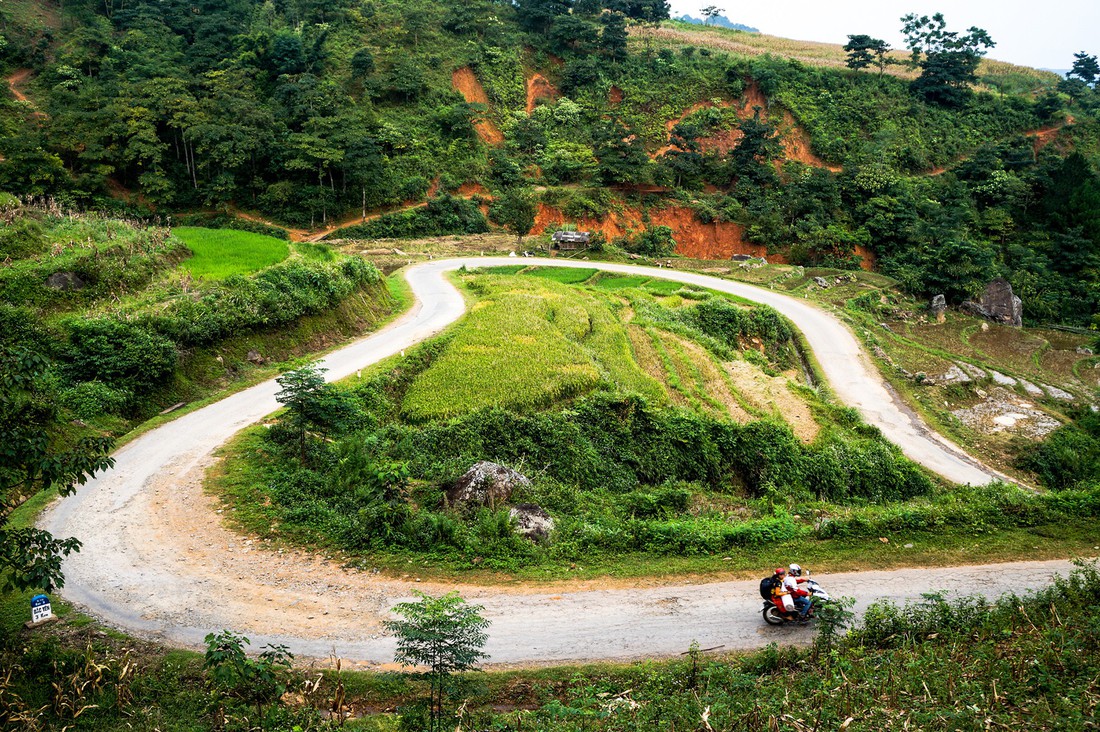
(788, 563, 802, 577)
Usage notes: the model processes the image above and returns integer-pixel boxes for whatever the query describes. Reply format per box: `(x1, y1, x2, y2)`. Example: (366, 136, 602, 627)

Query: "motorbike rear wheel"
(763, 605, 786, 625)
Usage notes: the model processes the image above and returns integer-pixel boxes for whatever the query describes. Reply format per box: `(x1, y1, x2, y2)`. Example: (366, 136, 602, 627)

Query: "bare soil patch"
(951, 387, 1061, 439)
(656, 81, 840, 172)
(452, 67, 504, 145)
(526, 73, 559, 113)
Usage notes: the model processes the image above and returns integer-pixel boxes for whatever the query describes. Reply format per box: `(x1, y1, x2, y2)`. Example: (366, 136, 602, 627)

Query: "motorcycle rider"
(782, 564, 812, 620)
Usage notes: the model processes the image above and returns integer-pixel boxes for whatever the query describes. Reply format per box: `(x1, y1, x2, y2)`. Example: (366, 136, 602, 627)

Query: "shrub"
(64, 318, 177, 395)
(58, 380, 133, 418)
(336, 195, 488, 239)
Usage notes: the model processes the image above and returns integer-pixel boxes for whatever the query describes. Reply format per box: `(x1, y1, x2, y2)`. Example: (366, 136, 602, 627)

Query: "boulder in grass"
(930, 294, 946, 324)
(447, 461, 530, 508)
(45, 272, 85, 291)
(510, 503, 554, 543)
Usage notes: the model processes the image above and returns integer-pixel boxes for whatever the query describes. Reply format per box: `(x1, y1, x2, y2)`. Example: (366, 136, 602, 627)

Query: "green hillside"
(2, 4, 1100, 729)
(1, 0, 1099, 324)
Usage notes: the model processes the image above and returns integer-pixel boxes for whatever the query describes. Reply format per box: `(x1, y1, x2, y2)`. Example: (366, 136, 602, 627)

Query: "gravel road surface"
(40, 258, 1053, 666)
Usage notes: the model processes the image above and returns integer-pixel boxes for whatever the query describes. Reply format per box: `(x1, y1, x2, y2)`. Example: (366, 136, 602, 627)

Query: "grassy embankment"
(209, 266, 1100, 582)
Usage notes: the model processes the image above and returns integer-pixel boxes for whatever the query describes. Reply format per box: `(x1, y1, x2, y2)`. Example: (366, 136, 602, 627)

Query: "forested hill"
(1, 0, 1099, 325)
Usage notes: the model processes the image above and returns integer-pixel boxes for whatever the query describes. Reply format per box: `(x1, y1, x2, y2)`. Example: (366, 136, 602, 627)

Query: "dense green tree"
(1, 347, 115, 592)
(593, 119, 650, 185)
(843, 34, 890, 74)
(599, 11, 629, 61)
(701, 5, 723, 25)
(1068, 51, 1099, 87)
(274, 363, 360, 464)
(901, 13, 994, 107)
(549, 14, 601, 56)
(489, 188, 538, 245)
(515, 0, 572, 34)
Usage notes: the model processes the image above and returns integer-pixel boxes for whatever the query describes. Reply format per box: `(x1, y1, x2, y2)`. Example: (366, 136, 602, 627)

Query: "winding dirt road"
(41, 258, 1055, 667)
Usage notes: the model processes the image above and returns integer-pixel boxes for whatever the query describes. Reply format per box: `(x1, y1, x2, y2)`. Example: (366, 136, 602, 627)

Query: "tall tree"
(489, 188, 538, 246)
(900, 13, 994, 107)
(700, 5, 723, 25)
(515, 0, 573, 34)
(1067, 51, 1099, 87)
(598, 11, 629, 62)
(844, 34, 890, 74)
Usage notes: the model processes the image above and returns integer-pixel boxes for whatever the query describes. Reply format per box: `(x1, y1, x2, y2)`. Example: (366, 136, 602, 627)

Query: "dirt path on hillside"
(39, 258, 1046, 666)
(229, 201, 432, 243)
(6, 68, 47, 119)
(7, 69, 33, 103)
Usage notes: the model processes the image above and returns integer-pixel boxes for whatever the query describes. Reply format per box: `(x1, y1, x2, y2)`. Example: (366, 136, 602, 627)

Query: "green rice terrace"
(210, 266, 1100, 578)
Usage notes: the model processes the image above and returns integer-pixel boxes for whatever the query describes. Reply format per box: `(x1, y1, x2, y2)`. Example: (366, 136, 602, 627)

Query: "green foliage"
(1015, 409, 1100, 490)
(385, 591, 489, 731)
(0, 347, 114, 592)
(150, 257, 381, 347)
(488, 188, 537, 243)
(174, 227, 291, 280)
(0, 215, 186, 309)
(843, 35, 890, 73)
(203, 630, 295, 723)
(901, 13, 996, 107)
(337, 195, 489, 240)
(64, 318, 177, 396)
(627, 225, 676, 257)
(171, 213, 290, 240)
(275, 363, 361, 464)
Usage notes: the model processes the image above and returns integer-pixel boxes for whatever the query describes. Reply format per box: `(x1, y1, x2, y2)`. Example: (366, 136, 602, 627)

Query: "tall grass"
(173, 227, 290, 280)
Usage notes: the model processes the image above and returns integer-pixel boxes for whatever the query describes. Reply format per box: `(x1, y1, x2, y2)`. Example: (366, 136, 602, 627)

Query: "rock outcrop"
(45, 272, 85, 290)
(509, 503, 554, 543)
(930, 294, 946, 324)
(960, 278, 1022, 327)
(447, 461, 530, 508)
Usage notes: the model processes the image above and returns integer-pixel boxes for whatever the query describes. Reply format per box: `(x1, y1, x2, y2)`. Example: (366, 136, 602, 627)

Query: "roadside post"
(25, 594, 57, 629)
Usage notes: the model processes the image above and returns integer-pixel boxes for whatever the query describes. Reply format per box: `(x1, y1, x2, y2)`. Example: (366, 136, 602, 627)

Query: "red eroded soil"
(853, 245, 876, 270)
(534, 203, 786, 263)
(526, 73, 560, 114)
(6, 69, 33, 103)
(1028, 116, 1074, 155)
(609, 85, 624, 104)
(456, 181, 490, 196)
(657, 81, 840, 171)
(6, 68, 47, 120)
(451, 67, 504, 145)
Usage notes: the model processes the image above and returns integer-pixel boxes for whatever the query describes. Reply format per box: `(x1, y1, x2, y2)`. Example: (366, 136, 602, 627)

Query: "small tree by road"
(385, 591, 490, 731)
(489, 189, 537, 247)
(274, 362, 359, 465)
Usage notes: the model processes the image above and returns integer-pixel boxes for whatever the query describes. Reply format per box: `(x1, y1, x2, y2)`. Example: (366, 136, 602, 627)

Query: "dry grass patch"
(724, 360, 819, 442)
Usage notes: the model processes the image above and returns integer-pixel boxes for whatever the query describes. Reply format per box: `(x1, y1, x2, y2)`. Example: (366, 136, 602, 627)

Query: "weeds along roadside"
(3, 561, 1099, 730)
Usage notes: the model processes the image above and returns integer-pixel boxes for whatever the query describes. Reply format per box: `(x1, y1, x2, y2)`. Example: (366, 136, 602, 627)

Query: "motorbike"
(762, 575, 831, 625)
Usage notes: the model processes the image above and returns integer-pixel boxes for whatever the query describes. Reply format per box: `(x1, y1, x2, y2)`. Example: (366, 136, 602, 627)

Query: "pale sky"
(670, 0, 1099, 70)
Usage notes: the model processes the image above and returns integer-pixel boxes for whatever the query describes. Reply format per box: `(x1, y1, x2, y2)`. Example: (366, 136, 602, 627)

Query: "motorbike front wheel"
(763, 605, 786, 625)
